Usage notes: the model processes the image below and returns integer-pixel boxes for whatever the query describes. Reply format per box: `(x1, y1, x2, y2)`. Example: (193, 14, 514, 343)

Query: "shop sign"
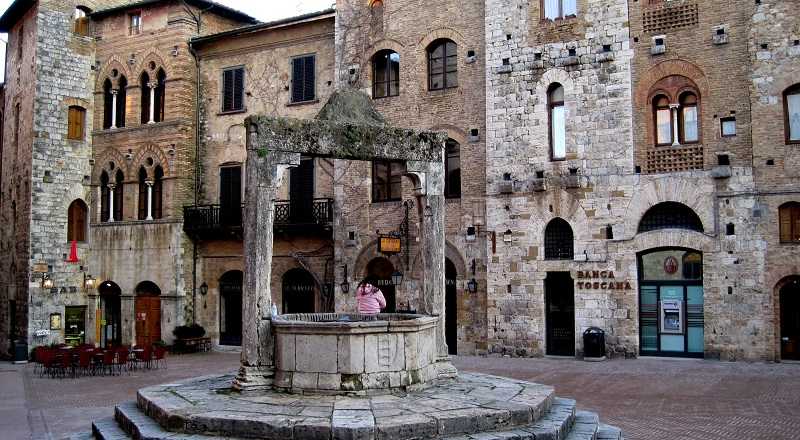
(664, 256, 679, 274)
(378, 235, 402, 254)
(575, 270, 633, 291)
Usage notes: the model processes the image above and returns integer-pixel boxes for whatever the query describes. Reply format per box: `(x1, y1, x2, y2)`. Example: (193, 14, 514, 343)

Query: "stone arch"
(96, 58, 130, 92)
(135, 50, 172, 79)
(63, 97, 91, 110)
(409, 240, 467, 281)
(634, 59, 709, 108)
(132, 144, 171, 178)
(628, 229, 716, 255)
(353, 239, 404, 280)
(93, 148, 129, 184)
(529, 187, 592, 243)
(418, 28, 466, 53)
(621, 176, 714, 239)
(427, 124, 468, 146)
(773, 275, 800, 361)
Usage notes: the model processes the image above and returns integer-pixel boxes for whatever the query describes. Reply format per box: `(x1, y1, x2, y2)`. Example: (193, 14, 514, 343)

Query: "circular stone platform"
(135, 373, 555, 439)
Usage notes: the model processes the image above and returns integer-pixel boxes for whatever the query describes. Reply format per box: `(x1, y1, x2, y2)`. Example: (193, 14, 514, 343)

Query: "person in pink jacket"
(356, 277, 386, 315)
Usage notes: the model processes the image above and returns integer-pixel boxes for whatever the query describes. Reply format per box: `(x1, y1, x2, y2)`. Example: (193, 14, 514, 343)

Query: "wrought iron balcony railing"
(183, 198, 333, 240)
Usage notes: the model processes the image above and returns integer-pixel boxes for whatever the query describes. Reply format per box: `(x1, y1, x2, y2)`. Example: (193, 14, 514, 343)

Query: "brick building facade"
(1, 0, 798, 362)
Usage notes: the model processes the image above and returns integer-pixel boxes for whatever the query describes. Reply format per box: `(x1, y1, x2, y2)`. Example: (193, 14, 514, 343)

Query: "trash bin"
(12, 339, 28, 364)
(583, 327, 606, 359)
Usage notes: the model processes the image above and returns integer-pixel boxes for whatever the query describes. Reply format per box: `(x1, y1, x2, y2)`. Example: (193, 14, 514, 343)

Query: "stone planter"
(272, 313, 440, 394)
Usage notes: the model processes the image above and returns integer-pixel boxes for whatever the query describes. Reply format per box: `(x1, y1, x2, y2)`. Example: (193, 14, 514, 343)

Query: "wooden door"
(219, 166, 242, 227)
(781, 280, 800, 361)
(545, 272, 575, 356)
(445, 260, 458, 355)
(290, 158, 314, 223)
(135, 296, 161, 347)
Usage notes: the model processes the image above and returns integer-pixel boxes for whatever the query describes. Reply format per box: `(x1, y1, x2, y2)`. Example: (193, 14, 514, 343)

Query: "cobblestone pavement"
(453, 356, 800, 440)
(2, 353, 799, 439)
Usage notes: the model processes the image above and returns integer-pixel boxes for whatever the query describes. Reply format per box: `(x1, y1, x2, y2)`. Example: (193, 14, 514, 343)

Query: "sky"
(0, 0, 335, 82)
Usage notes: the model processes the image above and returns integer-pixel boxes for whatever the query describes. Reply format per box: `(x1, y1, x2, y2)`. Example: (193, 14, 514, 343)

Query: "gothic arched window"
(544, 218, 574, 260)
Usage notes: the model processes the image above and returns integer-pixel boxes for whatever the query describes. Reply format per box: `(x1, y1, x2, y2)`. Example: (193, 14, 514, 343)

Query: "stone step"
(112, 401, 252, 440)
(564, 411, 599, 440)
(92, 416, 130, 440)
(596, 424, 624, 440)
(440, 397, 577, 440)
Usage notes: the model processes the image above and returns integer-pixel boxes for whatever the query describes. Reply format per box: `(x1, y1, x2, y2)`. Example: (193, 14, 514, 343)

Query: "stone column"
(108, 184, 116, 222)
(234, 123, 299, 392)
(148, 81, 157, 124)
(670, 103, 680, 146)
(145, 181, 153, 221)
(110, 90, 118, 129)
(408, 157, 456, 379)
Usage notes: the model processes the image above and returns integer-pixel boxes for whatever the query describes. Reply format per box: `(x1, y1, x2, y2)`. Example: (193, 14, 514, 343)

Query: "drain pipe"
(189, 39, 201, 325)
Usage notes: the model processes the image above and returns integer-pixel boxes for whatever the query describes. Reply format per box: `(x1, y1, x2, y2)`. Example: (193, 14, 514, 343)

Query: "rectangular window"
(788, 93, 800, 142)
(129, 13, 141, 35)
(656, 108, 672, 145)
(720, 117, 736, 137)
(780, 204, 800, 243)
(291, 55, 316, 103)
(67, 107, 85, 140)
(544, 0, 577, 20)
(222, 67, 245, 112)
(372, 161, 402, 203)
(551, 105, 566, 160)
(682, 106, 698, 143)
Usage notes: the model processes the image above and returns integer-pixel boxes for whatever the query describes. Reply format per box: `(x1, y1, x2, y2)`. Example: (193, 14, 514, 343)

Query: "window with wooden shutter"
(291, 55, 316, 103)
(74, 8, 90, 36)
(67, 199, 88, 242)
(67, 106, 85, 140)
(779, 203, 800, 243)
(222, 67, 245, 112)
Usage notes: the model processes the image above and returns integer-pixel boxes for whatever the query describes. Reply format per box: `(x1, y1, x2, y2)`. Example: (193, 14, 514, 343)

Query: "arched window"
(548, 83, 566, 160)
(116, 76, 127, 128)
(544, 218, 574, 260)
(100, 171, 110, 222)
(427, 39, 457, 91)
(679, 92, 698, 143)
(154, 69, 166, 122)
(785, 84, 800, 144)
(372, 50, 399, 98)
(137, 167, 148, 220)
(67, 199, 88, 242)
(445, 138, 461, 198)
(114, 170, 124, 221)
(67, 106, 86, 140)
(103, 79, 114, 129)
(140, 71, 150, 124)
(649, 76, 701, 146)
(653, 95, 672, 146)
(638, 202, 704, 233)
(682, 251, 703, 280)
(73, 7, 90, 36)
(779, 202, 800, 243)
(153, 165, 163, 219)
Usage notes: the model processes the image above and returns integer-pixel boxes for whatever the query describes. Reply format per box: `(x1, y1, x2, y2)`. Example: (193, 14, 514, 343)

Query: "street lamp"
(199, 282, 208, 296)
(42, 274, 54, 290)
(83, 273, 96, 291)
(467, 278, 478, 293)
(391, 271, 403, 286)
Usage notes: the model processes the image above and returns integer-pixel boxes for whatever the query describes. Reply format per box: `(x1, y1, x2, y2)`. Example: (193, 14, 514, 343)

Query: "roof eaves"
(190, 8, 335, 46)
(0, 0, 35, 33)
(91, 0, 258, 25)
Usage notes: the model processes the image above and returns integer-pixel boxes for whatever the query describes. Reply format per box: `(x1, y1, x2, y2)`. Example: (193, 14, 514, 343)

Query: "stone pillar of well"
(407, 158, 457, 379)
(234, 123, 299, 392)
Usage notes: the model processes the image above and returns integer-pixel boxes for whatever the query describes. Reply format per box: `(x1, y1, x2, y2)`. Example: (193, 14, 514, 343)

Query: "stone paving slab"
(134, 372, 555, 439)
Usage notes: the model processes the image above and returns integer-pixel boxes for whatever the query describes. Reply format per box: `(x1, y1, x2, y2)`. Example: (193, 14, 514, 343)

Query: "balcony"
(183, 198, 334, 240)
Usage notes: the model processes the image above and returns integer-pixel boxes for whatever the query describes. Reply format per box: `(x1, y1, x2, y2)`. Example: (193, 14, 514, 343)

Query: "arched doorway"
(219, 271, 243, 346)
(98, 281, 122, 348)
(134, 281, 162, 347)
(638, 248, 704, 357)
(282, 268, 316, 314)
(367, 257, 396, 313)
(445, 259, 457, 355)
(545, 272, 575, 356)
(780, 277, 800, 361)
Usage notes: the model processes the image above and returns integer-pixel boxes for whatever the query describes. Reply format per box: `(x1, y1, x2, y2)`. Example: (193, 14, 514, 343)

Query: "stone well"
(273, 313, 440, 394)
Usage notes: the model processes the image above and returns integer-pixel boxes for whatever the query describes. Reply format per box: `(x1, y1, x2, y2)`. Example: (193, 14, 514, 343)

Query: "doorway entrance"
(219, 271, 243, 346)
(445, 259, 458, 355)
(98, 281, 122, 348)
(219, 165, 242, 227)
(134, 281, 162, 347)
(780, 277, 800, 361)
(282, 268, 316, 314)
(290, 157, 315, 223)
(65, 306, 86, 346)
(367, 257, 396, 313)
(545, 272, 575, 356)
(638, 248, 704, 357)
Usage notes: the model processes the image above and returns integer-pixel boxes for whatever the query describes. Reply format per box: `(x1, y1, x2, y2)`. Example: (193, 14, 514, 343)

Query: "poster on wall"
(50, 313, 62, 330)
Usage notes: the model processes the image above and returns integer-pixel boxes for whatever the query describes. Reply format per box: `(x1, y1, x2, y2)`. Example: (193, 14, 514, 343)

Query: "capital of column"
(107, 184, 116, 190)
(110, 89, 119, 96)
(145, 180, 154, 187)
(669, 103, 680, 110)
(148, 81, 158, 89)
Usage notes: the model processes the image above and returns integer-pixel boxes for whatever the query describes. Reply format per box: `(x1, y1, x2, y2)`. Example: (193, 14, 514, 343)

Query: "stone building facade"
(1, 0, 798, 362)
